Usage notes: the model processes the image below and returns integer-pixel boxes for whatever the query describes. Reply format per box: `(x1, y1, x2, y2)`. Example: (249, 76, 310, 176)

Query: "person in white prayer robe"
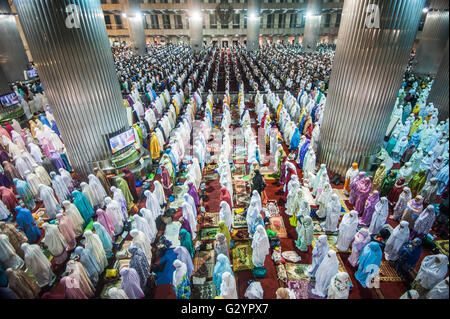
(426, 277, 449, 299)
(83, 230, 108, 270)
(307, 235, 329, 278)
(88, 174, 107, 207)
(153, 180, 166, 206)
(49, 171, 70, 204)
(20, 150, 36, 171)
(399, 289, 419, 299)
(414, 254, 448, 290)
(384, 221, 410, 261)
(325, 194, 341, 233)
(368, 197, 389, 234)
(28, 142, 43, 165)
(41, 222, 67, 263)
(144, 190, 161, 218)
(33, 164, 51, 186)
(285, 179, 300, 215)
(311, 250, 340, 297)
(336, 210, 359, 252)
(250, 190, 262, 214)
(182, 202, 197, 240)
(0, 234, 24, 270)
(21, 243, 55, 287)
(219, 201, 233, 232)
(108, 287, 129, 299)
(14, 156, 30, 179)
(251, 225, 270, 268)
(80, 182, 96, 208)
(24, 170, 41, 199)
(316, 183, 333, 218)
(220, 272, 238, 299)
(303, 146, 317, 178)
(130, 229, 152, 262)
(327, 272, 351, 299)
(59, 168, 74, 190)
(183, 193, 197, 217)
(62, 200, 84, 236)
(39, 184, 63, 219)
(104, 197, 125, 234)
(133, 214, 156, 245)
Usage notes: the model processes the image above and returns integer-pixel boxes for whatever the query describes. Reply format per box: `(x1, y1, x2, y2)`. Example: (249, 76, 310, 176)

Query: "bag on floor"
(252, 267, 267, 278)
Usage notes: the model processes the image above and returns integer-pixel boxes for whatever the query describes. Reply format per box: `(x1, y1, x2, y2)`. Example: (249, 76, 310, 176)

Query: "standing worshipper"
(359, 190, 380, 226)
(251, 169, 267, 199)
(33, 164, 51, 186)
(348, 228, 371, 267)
(95, 209, 115, 240)
(307, 235, 329, 278)
(130, 229, 152, 262)
(41, 222, 68, 264)
(409, 170, 427, 197)
(380, 171, 398, 197)
(349, 172, 366, 206)
(418, 178, 439, 206)
(74, 246, 101, 286)
(213, 254, 234, 295)
(343, 163, 359, 195)
(324, 194, 341, 233)
(129, 246, 151, 291)
(88, 174, 107, 207)
(336, 210, 359, 252)
(251, 225, 270, 268)
(172, 260, 191, 299)
(413, 254, 448, 291)
(15, 206, 41, 244)
(122, 168, 139, 203)
(21, 243, 55, 287)
(25, 169, 42, 198)
(39, 184, 63, 219)
(72, 190, 94, 228)
(355, 242, 382, 288)
(55, 213, 76, 250)
(311, 250, 340, 298)
(133, 214, 156, 244)
(174, 246, 194, 278)
(391, 187, 412, 221)
(83, 230, 108, 270)
(120, 268, 144, 299)
(49, 171, 70, 204)
(62, 200, 84, 236)
(295, 215, 314, 252)
(219, 201, 232, 232)
(93, 167, 112, 197)
(179, 229, 194, 258)
(220, 187, 232, 211)
(354, 178, 372, 215)
(387, 177, 406, 208)
(395, 238, 423, 278)
(410, 205, 436, 240)
(214, 233, 230, 260)
(220, 272, 238, 299)
(368, 197, 389, 234)
(13, 178, 35, 210)
(59, 168, 75, 192)
(372, 164, 387, 192)
(93, 222, 113, 258)
(384, 221, 410, 261)
(116, 177, 134, 211)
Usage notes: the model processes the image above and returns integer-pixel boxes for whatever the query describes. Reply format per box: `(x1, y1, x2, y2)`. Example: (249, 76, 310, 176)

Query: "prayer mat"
(204, 172, 219, 181)
(269, 216, 288, 238)
(263, 174, 277, 180)
(231, 228, 250, 240)
(232, 212, 248, 229)
(164, 221, 182, 247)
(336, 255, 352, 285)
(265, 201, 280, 218)
(378, 261, 403, 282)
(233, 163, 246, 176)
(199, 227, 219, 241)
(235, 193, 250, 207)
(232, 240, 253, 272)
(436, 240, 449, 257)
(202, 212, 220, 228)
(100, 280, 121, 299)
(311, 235, 351, 253)
(191, 281, 217, 299)
(115, 258, 131, 271)
(259, 165, 275, 175)
(312, 221, 326, 235)
(285, 263, 313, 282)
(233, 180, 247, 194)
(287, 280, 322, 299)
(193, 250, 215, 278)
(116, 240, 133, 259)
(333, 188, 349, 201)
(282, 251, 302, 263)
(206, 164, 218, 172)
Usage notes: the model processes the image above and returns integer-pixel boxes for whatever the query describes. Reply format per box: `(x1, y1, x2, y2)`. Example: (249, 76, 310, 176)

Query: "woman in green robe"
(408, 170, 427, 197)
(218, 221, 231, 248)
(72, 190, 93, 228)
(380, 170, 398, 197)
(116, 177, 134, 211)
(179, 229, 194, 258)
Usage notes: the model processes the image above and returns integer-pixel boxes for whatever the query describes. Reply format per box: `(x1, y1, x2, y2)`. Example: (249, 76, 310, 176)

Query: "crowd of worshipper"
(0, 43, 448, 300)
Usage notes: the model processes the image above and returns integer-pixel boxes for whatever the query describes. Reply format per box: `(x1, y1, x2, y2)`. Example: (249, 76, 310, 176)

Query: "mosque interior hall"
(0, 0, 449, 301)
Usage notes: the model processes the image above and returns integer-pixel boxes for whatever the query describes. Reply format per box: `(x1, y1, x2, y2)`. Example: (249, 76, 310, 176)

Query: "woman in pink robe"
(354, 178, 372, 215)
(95, 209, 115, 239)
(56, 213, 77, 250)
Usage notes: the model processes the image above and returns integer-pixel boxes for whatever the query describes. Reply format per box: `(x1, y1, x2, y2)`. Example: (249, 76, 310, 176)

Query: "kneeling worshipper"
(412, 254, 448, 293)
(74, 246, 101, 286)
(172, 259, 191, 299)
(327, 272, 351, 299)
(384, 221, 410, 261)
(324, 194, 341, 233)
(130, 229, 152, 262)
(220, 272, 238, 299)
(107, 287, 129, 299)
(39, 184, 63, 219)
(120, 267, 145, 299)
(56, 213, 77, 251)
(129, 246, 151, 291)
(14, 206, 41, 244)
(336, 210, 359, 252)
(355, 242, 382, 288)
(251, 225, 270, 269)
(72, 190, 94, 228)
(0, 221, 28, 258)
(62, 200, 84, 237)
(21, 243, 55, 287)
(4, 268, 40, 299)
(311, 250, 340, 298)
(426, 277, 449, 299)
(0, 234, 24, 270)
(307, 235, 329, 278)
(410, 205, 436, 240)
(83, 230, 108, 271)
(213, 254, 234, 295)
(214, 233, 230, 259)
(368, 197, 389, 234)
(295, 215, 314, 252)
(174, 246, 194, 278)
(93, 222, 113, 258)
(348, 228, 371, 267)
(41, 222, 68, 264)
(394, 238, 422, 278)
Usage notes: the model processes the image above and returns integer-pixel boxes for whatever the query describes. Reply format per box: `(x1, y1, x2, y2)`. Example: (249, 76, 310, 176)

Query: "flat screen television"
(109, 128, 136, 154)
(27, 68, 38, 79)
(0, 92, 20, 108)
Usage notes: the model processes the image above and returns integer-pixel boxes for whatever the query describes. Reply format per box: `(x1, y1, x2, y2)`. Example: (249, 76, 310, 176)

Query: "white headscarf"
(21, 243, 53, 287)
(250, 190, 262, 213)
(220, 272, 238, 299)
(182, 202, 197, 240)
(336, 210, 359, 251)
(384, 221, 410, 261)
(219, 201, 233, 231)
(83, 230, 108, 270)
(153, 180, 166, 205)
(172, 259, 188, 287)
(144, 190, 161, 218)
(426, 277, 449, 299)
(0, 234, 24, 269)
(325, 194, 341, 232)
(88, 174, 107, 207)
(62, 200, 84, 236)
(80, 182, 96, 207)
(133, 214, 156, 244)
(416, 254, 448, 289)
(251, 225, 270, 268)
(42, 222, 67, 256)
(311, 250, 340, 297)
(39, 184, 63, 219)
(368, 197, 389, 234)
(130, 229, 152, 261)
(108, 287, 129, 299)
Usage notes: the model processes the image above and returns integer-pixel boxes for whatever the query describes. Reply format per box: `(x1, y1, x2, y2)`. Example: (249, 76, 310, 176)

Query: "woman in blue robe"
(14, 206, 41, 244)
(155, 248, 178, 286)
(167, 149, 178, 175)
(297, 139, 310, 169)
(402, 103, 412, 123)
(59, 153, 72, 172)
(311, 104, 319, 123)
(72, 190, 94, 228)
(394, 238, 422, 278)
(13, 179, 35, 210)
(213, 254, 234, 295)
(386, 134, 398, 156)
(93, 222, 113, 258)
(129, 246, 151, 290)
(51, 121, 61, 137)
(355, 242, 382, 287)
(409, 130, 421, 148)
(289, 128, 301, 152)
(179, 229, 194, 258)
(39, 114, 51, 128)
(249, 214, 265, 239)
(74, 246, 101, 285)
(435, 165, 449, 195)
